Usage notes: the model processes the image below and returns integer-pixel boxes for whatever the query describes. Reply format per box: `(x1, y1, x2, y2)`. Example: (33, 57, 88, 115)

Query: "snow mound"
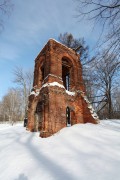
(0, 120, 120, 180)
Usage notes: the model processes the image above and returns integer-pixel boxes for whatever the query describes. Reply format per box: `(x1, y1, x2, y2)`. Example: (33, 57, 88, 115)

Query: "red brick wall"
(27, 39, 99, 137)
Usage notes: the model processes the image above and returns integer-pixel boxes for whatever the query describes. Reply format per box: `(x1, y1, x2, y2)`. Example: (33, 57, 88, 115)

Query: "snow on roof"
(30, 82, 76, 97)
(66, 90, 75, 96)
(30, 91, 36, 95)
(35, 39, 77, 61)
(49, 38, 76, 53)
(42, 82, 65, 89)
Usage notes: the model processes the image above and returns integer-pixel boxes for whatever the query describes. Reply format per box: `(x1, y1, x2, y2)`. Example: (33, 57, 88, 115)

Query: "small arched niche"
(62, 58, 72, 91)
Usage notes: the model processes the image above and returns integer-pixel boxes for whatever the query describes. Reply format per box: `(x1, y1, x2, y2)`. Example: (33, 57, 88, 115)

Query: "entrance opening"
(62, 59, 70, 90)
(36, 101, 43, 113)
(35, 101, 43, 131)
(66, 107, 71, 126)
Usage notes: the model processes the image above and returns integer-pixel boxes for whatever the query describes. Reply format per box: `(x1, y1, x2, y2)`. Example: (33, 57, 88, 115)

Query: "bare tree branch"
(13, 66, 33, 117)
(0, 0, 13, 32)
(75, 0, 120, 56)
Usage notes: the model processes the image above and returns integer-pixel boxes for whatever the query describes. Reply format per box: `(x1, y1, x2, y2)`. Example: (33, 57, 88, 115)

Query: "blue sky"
(0, 0, 100, 100)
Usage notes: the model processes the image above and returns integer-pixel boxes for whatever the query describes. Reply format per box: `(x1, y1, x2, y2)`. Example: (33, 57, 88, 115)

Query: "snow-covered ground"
(0, 120, 120, 180)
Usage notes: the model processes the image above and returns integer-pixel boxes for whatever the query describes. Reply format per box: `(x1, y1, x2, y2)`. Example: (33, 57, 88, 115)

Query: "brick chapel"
(27, 39, 99, 138)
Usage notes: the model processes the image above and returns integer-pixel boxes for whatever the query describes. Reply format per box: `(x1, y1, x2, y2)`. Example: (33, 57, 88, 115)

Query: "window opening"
(66, 107, 71, 126)
(62, 60, 70, 90)
(41, 65, 44, 81)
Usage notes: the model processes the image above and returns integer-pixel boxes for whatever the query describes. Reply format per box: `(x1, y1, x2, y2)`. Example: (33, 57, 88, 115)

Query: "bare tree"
(75, 0, 120, 55)
(0, 101, 3, 121)
(0, 88, 22, 123)
(112, 87, 120, 118)
(0, 0, 13, 31)
(91, 50, 120, 119)
(13, 66, 33, 118)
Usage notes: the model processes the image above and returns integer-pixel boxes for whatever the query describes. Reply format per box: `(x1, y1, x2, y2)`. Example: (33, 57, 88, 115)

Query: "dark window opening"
(24, 118, 28, 127)
(66, 107, 71, 126)
(36, 101, 43, 113)
(41, 66, 44, 81)
(62, 64, 70, 91)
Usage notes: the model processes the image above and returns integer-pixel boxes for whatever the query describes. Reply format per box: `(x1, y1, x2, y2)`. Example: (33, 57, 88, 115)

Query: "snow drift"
(0, 120, 120, 180)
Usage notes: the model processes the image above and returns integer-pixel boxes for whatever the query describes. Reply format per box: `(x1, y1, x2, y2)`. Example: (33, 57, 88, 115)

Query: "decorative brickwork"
(27, 39, 99, 138)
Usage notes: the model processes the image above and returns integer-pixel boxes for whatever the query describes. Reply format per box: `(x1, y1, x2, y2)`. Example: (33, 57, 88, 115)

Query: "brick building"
(27, 39, 99, 138)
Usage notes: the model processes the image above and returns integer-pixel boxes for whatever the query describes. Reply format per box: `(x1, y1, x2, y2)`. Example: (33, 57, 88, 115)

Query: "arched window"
(36, 101, 43, 113)
(66, 107, 71, 126)
(62, 58, 71, 90)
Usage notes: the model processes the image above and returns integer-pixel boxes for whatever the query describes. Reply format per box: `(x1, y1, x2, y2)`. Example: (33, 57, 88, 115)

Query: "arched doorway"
(66, 107, 71, 126)
(35, 101, 43, 131)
